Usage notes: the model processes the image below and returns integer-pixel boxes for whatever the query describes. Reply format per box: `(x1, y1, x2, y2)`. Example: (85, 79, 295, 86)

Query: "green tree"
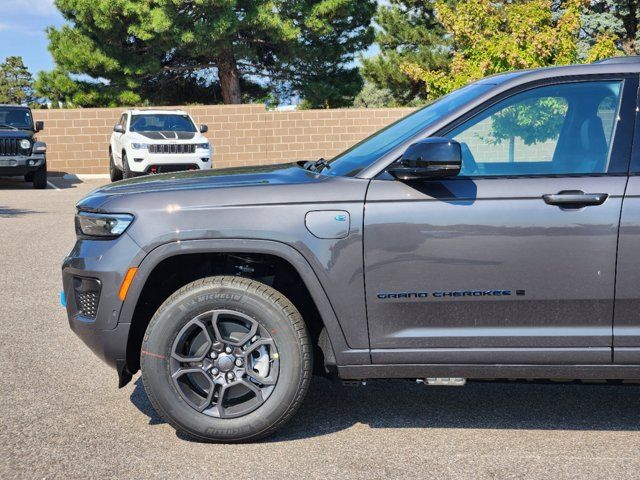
(580, 0, 639, 57)
(0, 56, 35, 105)
(352, 82, 394, 108)
(402, 0, 586, 99)
(40, 0, 374, 108)
(360, 0, 450, 105)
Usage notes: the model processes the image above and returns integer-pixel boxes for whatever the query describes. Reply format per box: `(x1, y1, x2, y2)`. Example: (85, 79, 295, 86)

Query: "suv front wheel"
(109, 150, 122, 182)
(32, 163, 47, 189)
(141, 276, 312, 442)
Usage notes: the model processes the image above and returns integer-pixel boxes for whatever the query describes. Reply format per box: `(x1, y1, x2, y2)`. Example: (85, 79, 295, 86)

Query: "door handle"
(542, 190, 608, 208)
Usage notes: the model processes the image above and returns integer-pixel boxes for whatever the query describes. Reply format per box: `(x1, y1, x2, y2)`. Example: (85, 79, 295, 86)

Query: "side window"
(120, 114, 128, 131)
(446, 81, 622, 176)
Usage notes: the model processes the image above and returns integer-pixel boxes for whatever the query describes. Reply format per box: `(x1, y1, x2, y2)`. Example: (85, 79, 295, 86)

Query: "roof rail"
(593, 56, 640, 65)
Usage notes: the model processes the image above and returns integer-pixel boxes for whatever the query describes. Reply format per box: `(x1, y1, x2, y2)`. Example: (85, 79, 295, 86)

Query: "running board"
(418, 377, 467, 386)
(338, 364, 640, 380)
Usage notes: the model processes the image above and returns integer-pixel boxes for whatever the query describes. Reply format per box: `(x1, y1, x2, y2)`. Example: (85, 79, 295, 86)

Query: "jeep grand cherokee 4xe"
(63, 57, 640, 442)
(109, 109, 211, 181)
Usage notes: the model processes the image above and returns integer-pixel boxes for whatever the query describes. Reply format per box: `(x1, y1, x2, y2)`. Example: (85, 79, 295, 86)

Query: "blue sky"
(0, 0, 64, 75)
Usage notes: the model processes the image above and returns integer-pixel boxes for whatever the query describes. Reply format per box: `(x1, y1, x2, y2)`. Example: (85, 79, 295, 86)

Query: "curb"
(62, 174, 110, 180)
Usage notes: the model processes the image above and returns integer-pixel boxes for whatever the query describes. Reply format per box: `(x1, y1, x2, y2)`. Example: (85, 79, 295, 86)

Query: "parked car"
(63, 57, 640, 442)
(0, 105, 46, 188)
(109, 109, 211, 181)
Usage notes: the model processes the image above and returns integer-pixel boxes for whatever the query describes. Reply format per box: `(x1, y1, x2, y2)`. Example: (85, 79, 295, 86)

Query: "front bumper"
(62, 233, 144, 373)
(0, 154, 45, 176)
(126, 149, 211, 173)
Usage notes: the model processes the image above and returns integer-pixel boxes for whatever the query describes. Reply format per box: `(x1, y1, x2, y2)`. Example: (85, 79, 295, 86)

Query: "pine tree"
(0, 56, 35, 105)
(360, 0, 450, 105)
(580, 0, 639, 57)
(39, 0, 375, 107)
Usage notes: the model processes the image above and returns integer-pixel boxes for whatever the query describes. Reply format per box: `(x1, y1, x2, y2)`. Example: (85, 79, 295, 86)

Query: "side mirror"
(199, 124, 208, 133)
(35, 121, 44, 132)
(113, 124, 125, 133)
(388, 137, 462, 181)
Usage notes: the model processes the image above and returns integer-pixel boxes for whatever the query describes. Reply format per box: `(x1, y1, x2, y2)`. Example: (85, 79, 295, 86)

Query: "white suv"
(109, 109, 212, 181)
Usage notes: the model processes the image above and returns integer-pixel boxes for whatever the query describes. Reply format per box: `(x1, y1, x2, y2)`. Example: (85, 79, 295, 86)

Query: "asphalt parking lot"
(1, 175, 640, 479)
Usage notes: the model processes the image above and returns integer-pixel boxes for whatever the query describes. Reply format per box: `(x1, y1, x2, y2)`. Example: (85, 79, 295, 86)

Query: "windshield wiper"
(302, 158, 331, 172)
(0, 124, 18, 130)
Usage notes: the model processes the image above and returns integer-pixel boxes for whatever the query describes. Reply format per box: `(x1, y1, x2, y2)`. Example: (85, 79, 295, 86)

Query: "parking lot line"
(47, 179, 62, 191)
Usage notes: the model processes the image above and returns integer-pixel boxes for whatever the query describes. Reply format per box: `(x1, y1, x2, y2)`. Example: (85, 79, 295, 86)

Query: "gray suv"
(62, 57, 640, 442)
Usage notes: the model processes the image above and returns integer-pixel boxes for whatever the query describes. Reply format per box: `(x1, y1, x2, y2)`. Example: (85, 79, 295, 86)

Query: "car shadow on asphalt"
(129, 376, 640, 442)
(0, 175, 84, 190)
(0, 206, 41, 217)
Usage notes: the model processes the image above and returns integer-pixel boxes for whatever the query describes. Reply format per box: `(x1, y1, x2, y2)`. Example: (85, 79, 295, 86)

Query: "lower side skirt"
(338, 364, 640, 380)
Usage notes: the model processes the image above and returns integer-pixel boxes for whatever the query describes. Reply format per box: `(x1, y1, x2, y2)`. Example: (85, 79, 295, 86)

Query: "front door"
(364, 77, 636, 365)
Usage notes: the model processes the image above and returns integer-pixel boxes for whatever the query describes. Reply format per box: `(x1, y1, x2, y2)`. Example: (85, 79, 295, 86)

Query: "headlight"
(196, 143, 210, 150)
(131, 143, 148, 150)
(75, 212, 134, 238)
(19, 139, 31, 149)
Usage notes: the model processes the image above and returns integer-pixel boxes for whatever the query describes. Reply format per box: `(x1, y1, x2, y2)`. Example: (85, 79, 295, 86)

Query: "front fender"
(118, 238, 370, 366)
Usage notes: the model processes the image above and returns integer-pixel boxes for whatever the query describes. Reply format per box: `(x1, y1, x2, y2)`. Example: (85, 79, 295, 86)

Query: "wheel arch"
(120, 239, 362, 379)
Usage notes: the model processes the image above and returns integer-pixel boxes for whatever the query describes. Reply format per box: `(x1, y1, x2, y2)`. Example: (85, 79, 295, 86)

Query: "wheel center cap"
(216, 355, 235, 373)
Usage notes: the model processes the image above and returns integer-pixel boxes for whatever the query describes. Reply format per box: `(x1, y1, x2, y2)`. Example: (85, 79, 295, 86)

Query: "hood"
(77, 163, 333, 210)
(132, 131, 198, 141)
(0, 129, 33, 138)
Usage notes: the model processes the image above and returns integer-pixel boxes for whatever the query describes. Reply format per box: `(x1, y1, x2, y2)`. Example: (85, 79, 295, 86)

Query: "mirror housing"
(113, 124, 125, 133)
(200, 124, 208, 133)
(388, 137, 462, 181)
(35, 121, 44, 132)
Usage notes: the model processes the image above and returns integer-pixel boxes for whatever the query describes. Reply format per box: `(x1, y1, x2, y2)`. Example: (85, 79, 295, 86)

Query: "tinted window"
(130, 114, 196, 133)
(446, 81, 622, 176)
(326, 83, 492, 177)
(0, 108, 34, 130)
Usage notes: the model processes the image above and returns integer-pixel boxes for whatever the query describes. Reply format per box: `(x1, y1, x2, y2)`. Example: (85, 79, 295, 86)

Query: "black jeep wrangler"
(0, 105, 46, 189)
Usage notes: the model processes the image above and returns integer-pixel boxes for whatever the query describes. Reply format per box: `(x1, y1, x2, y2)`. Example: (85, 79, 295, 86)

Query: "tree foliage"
(0, 56, 35, 105)
(401, 0, 587, 100)
(352, 82, 394, 108)
(581, 0, 639, 57)
(39, 0, 375, 108)
(360, 0, 449, 105)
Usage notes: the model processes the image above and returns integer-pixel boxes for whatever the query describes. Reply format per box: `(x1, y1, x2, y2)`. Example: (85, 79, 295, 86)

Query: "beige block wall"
(32, 105, 416, 175)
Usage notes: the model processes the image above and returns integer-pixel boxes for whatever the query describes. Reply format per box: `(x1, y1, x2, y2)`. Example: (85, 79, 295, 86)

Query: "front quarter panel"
(102, 175, 371, 350)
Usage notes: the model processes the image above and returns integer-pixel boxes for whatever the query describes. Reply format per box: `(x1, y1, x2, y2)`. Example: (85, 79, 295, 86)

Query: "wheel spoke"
(171, 317, 213, 363)
(171, 367, 215, 412)
(213, 383, 231, 419)
(243, 338, 275, 356)
(239, 379, 264, 403)
(212, 309, 259, 346)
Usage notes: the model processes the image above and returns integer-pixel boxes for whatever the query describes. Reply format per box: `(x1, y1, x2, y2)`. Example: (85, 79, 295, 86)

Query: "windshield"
(130, 114, 196, 133)
(326, 83, 493, 177)
(0, 108, 34, 130)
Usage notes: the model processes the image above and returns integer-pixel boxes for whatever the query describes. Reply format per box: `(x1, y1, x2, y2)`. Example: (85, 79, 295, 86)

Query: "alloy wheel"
(170, 310, 279, 419)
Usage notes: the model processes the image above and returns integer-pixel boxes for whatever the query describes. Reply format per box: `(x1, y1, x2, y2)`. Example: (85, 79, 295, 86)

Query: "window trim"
(436, 77, 635, 178)
(373, 74, 638, 180)
(629, 75, 640, 174)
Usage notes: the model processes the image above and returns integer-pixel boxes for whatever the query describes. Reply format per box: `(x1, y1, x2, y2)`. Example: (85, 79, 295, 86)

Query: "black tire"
(32, 163, 47, 189)
(122, 152, 134, 179)
(109, 150, 122, 182)
(141, 276, 312, 443)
